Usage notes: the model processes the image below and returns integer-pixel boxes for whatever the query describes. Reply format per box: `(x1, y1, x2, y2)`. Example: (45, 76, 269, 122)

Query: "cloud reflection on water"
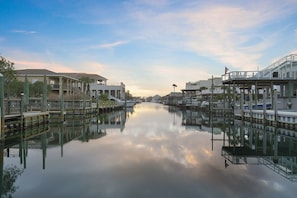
(6, 102, 297, 198)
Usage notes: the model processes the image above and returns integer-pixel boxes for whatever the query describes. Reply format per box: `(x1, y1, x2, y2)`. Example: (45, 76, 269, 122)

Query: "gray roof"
(16, 69, 108, 82)
(16, 69, 57, 75)
(60, 73, 108, 81)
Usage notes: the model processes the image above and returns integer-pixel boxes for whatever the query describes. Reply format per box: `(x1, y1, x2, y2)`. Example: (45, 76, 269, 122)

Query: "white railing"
(262, 54, 297, 72)
(222, 54, 297, 82)
(222, 71, 258, 81)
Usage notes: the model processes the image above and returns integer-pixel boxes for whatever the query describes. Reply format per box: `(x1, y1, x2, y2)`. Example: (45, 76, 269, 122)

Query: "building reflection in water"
(179, 108, 297, 182)
(221, 119, 297, 182)
(0, 108, 128, 196)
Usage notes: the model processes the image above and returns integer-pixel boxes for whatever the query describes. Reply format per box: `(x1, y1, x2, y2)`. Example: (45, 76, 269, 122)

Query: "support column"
(263, 88, 267, 122)
(67, 79, 71, 95)
(0, 74, 4, 137)
(42, 75, 47, 112)
(223, 84, 226, 114)
(24, 75, 29, 112)
(273, 89, 278, 123)
(59, 76, 64, 119)
(255, 82, 258, 109)
(232, 82, 236, 117)
(249, 89, 253, 120)
(240, 92, 244, 119)
(287, 81, 293, 109)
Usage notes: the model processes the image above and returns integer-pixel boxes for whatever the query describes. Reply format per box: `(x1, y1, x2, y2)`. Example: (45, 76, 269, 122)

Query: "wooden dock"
(2, 111, 49, 139)
(4, 111, 49, 129)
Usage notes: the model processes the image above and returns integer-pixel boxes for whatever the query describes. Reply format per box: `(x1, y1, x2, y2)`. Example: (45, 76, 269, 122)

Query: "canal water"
(1, 102, 297, 198)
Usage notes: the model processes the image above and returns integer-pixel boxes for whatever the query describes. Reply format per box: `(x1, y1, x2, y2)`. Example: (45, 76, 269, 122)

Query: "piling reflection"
(1, 103, 296, 198)
(0, 108, 128, 197)
(92, 109, 127, 133)
(178, 108, 230, 134)
(221, 119, 297, 182)
(2, 108, 128, 168)
(179, 108, 297, 182)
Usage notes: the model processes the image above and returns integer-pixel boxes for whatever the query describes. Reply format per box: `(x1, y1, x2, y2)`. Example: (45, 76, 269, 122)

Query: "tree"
(125, 90, 133, 100)
(172, 84, 177, 93)
(29, 81, 51, 97)
(0, 56, 17, 97)
(99, 94, 109, 101)
(79, 77, 95, 84)
(1, 165, 24, 198)
(9, 80, 24, 97)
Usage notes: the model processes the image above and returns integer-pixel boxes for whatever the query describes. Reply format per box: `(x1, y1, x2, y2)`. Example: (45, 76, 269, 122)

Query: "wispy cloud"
(124, 0, 297, 71)
(11, 30, 38, 34)
(90, 41, 128, 49)
(3, 0, 297, 97)
(112, 63, 212, 96)
(79, 61, 106, 74)
(131, 0, 170, 7)
(14, 60, 75, 72)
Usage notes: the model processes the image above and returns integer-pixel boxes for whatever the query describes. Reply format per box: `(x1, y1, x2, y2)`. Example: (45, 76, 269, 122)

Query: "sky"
(1, 0, 297, 97)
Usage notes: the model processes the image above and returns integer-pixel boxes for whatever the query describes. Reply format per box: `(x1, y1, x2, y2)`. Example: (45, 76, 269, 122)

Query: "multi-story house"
(16, 69, 127, 106)
(16, 69, 84, 97)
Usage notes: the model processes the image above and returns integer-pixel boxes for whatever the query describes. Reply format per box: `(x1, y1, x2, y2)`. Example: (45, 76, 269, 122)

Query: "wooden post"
(0, 139, 3, 196)
(240, 92, 244, 119)
(273, 90, 278, 123)
(263, 88, 267, 123)
(0, 74, 4, 138)
(232, 82, 236, 117)
(255, 82, 258, 109)
(59, 76, 64, 120)
(24, 75, 29, 112)
(211, 76, 214, 116)
(249, 89, 253, 120)
(42, 75, 47, 112)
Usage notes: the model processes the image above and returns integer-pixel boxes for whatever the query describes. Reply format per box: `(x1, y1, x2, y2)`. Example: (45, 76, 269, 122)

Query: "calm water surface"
(2, 102, 297, 198)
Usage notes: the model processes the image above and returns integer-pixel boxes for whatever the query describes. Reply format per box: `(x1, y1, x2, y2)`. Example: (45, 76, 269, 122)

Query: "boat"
(125, 100, 136, 107)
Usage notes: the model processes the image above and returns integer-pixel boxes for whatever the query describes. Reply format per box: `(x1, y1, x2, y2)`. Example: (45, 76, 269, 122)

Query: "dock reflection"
(178, 108, 297, 182)
(1, 108, 128, 167)
(221, 120, 297, 182)
(0, 108, 129, 197)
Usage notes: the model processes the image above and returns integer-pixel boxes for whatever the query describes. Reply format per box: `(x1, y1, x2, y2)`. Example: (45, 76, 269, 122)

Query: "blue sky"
(1, 0, 297, 97)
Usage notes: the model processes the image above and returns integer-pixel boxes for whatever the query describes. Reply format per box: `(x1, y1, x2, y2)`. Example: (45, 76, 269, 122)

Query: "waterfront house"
(16, 69, 126, 102)
(89, 81, 126, 102)
(16, 69, 84, 97)
(222, 54, 297, 111)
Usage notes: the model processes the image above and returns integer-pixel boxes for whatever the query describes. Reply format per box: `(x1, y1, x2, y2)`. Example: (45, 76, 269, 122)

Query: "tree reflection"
(1, 165, 24, 198)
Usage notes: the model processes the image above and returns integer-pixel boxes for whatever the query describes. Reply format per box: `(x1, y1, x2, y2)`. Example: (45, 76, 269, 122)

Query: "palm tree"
(172, 84, 177, 93)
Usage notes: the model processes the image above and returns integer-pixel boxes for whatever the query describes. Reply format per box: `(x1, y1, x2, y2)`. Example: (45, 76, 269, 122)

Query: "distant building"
(182, 77, 224, 106)
(89, 81, 126, 101)
(151, 95, 162, 103)
(163, 92, 183, 106)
